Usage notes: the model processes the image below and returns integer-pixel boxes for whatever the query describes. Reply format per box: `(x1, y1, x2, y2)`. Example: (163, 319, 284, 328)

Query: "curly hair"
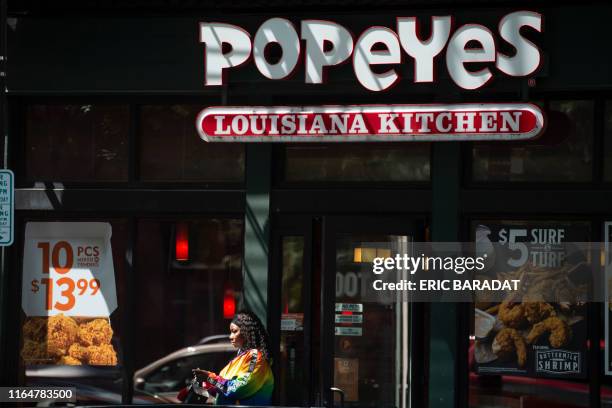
(232, 311, 272, 363)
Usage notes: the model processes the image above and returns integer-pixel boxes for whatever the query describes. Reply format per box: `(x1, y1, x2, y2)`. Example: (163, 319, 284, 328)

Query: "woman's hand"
(192, 368, 210, 377)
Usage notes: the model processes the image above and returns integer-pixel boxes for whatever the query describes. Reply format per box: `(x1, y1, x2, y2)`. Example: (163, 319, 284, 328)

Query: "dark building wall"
(6, 4, 612, 94)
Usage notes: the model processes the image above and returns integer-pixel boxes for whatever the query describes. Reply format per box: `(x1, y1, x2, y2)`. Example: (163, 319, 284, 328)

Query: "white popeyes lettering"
(199, 23, 252, 86)
(253, 18, 300, 80)
(496, 11, 543, 76)
(199, 13, 542, 91)
(397, 16, 452, 83)
(301, 21, 354, 84)
(446, 25, 496, 90)
(353, 27, 401, 91)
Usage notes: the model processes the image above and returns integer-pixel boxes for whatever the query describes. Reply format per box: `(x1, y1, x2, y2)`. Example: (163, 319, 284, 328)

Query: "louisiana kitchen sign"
(196, 104, 544, 142)
(197, 11, 545, 142)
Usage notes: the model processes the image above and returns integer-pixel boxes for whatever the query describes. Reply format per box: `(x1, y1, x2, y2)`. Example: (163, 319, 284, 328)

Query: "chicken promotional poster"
(473, 222, 590, 378)
(20, 222, 119, 366)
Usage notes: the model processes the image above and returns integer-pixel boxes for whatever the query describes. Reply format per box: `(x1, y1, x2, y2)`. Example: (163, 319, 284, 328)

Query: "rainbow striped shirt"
(206, 349, 274, 406)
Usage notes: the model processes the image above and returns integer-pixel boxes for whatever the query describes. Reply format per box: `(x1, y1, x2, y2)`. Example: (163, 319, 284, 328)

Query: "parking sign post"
(0, 170, 13, 246)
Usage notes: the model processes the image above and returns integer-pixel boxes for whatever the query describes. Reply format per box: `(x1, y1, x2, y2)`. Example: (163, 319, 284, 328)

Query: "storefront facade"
(2, 1, 612, 407)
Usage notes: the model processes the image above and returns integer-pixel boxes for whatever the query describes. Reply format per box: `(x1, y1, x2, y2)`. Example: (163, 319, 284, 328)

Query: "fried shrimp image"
(523, 302, 556, 324)
(526, 317, 571, 348)
(498, 300, 527, 328)
(492, 328, 527, 367)
(47, 314, 79, 357)
(78, 319, 113, 346)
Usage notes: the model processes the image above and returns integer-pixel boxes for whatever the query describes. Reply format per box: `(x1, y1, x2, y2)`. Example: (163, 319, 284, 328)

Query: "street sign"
(0, 170, 13, 246)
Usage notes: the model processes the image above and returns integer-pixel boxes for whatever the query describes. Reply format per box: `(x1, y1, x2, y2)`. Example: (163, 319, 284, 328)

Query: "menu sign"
(22, 223, 117, 317)
(473, 221, 589, 379)
(20, 222, 119, 366)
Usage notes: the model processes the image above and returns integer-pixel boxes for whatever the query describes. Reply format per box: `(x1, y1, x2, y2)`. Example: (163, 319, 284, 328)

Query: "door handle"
(330, 387, 345, 408)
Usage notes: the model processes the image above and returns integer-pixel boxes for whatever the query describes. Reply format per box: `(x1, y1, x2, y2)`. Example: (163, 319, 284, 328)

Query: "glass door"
(321, 217, 423, 408)
(272, 215, 424, 408)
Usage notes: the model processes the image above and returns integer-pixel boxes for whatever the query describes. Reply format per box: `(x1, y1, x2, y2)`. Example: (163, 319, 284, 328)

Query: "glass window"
(284, 143, 430, 182)
(134, 218, 243, 370)
(25, 105, 129, 182)
(470, 220, 591, 408)
(20, 219, 129, 404)
(279, 236, 306, 406)
(604, 101, 612, 181)
(141, 351, 235, 394)
(139, 105, 245, 183)
(333, 234, 411, 408)
(472, 101, 594, 182)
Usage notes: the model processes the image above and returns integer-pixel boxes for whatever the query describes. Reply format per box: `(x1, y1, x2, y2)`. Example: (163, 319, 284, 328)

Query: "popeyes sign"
(197, 11, 545, 142)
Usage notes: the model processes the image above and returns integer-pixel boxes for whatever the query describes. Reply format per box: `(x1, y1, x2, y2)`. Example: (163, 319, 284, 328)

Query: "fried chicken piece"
(87, 344, 117, 366)
(492, 328, 527, 367)
(58, 355, 82, 365)
(526, 317, 571, 348)
(21, 339, 50, 363)
(47, 314, 79, 357)
(22, 317, 48, 342)
(78, 319, 113, 346)
(498, 300, 527, 329)
(68, 343, 89, 361)
(523, 302, 556, 324)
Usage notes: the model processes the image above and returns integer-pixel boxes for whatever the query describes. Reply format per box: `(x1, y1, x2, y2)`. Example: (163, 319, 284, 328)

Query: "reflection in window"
(604, 101, 612, 181)
(603, 300, 612, 407)
(26, 105, 129, 182)
(139, 105, 245, 183)
(142, 351, 235, 394)
(472, 101, 593, 182)
(134, 218, 243, 369)
(279, 236, 305, 406)
(284, 143, 430, 182)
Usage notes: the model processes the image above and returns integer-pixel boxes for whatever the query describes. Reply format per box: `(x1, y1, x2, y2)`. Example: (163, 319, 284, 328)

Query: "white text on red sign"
(197, 103, 544, 142)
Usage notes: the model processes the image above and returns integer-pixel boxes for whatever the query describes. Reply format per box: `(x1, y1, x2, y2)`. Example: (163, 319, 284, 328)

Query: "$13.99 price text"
(31, 241, 101, 312)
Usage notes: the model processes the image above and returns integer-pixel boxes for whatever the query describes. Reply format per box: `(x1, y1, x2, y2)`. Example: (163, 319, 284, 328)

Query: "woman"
(192, 311, 274, 406)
